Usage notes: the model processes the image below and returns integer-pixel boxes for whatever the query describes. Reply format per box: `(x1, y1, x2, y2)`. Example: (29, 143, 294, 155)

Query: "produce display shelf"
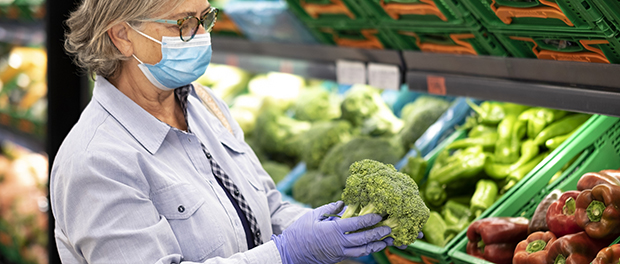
(406, 71, 620, 118)
(449, 114, 620, 264)
(211, 37, 620, 119)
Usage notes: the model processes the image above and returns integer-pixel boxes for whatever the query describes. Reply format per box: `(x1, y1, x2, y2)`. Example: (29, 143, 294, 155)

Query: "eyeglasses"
(145, 7, 219, 42)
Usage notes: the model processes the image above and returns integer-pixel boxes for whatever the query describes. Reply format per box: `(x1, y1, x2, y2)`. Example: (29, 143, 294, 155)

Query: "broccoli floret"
(300, 121, 353, 169)
(294, 88, 341, 122)
(292, 170, 343, 208)
(341, 85, 404, 136)
(319, 136, 405, 185)
(341, 85, 381, 127)
(398, 96, 451, 149)
(261, 161, 291, 184)
(253, 106, 312, 160)
(340, 159, 430, 246)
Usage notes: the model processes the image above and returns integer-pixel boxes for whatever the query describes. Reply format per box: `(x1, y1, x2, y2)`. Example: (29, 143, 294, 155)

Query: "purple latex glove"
(272, 201, 389, 264)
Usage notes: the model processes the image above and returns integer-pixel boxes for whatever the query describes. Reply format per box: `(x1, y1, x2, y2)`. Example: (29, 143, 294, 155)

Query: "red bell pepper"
(592, 244, 620, 264)
(529, 190, 561, 234)
(577, 170, 620, 191)
(546, 191, 582, 237)
(513, 231, 557, 264)
(575, 184, 620, 239)
(546, 231, 611, 264)
(466, 217, 529, 264)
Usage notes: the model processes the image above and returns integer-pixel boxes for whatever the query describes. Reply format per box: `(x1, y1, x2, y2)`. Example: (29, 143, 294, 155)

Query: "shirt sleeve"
(52, 150, 283, 264)
(205, 88, 312, 234)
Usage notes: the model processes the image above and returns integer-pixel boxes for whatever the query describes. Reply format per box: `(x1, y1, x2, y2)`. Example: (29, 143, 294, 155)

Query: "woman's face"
(130, 0, 211, 65)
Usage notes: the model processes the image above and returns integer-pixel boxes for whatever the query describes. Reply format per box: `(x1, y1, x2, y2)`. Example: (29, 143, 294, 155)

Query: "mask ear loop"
(125, 22, 162, 64)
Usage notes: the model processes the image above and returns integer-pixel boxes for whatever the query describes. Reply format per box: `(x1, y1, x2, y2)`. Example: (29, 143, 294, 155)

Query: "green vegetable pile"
(340, 159, 430, 247)
(213, 67, 452, 207)
(400, 100, 590, 248)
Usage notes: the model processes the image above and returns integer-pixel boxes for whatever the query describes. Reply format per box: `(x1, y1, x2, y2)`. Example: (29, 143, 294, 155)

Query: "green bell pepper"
(518, 108, 567, 139)
(484, 139, 539, 180)
(533, 114, 590, 145)
(447, 132, 499, 149)
(470, 179, 499, 218)
(468, 125, 497, 138)
(501, 152, 549, 193)
(423, 211, 447, 247)
(429, 146, 487, 184)
(424, 180, 448, 207)
(467, 100, 506, 125)
(400, 156, 427, 184)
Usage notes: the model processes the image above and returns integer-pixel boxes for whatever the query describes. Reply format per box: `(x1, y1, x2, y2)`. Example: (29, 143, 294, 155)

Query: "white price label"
(368, 63, 400, 91)
(336, 60, 366, 85)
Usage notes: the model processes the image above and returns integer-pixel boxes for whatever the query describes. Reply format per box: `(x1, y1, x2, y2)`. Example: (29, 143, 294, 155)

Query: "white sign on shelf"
(336, 60, 366, 85)
(368, 63, 400, 91)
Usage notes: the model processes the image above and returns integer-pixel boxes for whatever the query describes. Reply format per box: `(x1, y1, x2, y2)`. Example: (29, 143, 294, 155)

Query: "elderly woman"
(50, 0, 401, 263)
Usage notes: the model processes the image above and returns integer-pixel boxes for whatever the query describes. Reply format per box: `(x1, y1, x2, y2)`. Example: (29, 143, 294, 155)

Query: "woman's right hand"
(271, 201, 390, 264)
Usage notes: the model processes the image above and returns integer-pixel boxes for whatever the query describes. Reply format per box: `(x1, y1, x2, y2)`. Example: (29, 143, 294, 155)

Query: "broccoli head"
(253, 106, 312, 160)
(319, 136, 405, 185)
(398, 96, 451, 149)
(340, 159, 430, 247)
(292, 170, 343, 208)
(301, 121, 353, 169)
(340, 85, 403, 136)
(294, 88, 341, 122)
(340, 85, 382, 127)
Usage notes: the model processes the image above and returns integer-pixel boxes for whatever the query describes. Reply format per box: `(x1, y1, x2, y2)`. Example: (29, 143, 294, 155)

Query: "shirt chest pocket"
(217, 131, 264, 193)
(151, 183, 224, 261)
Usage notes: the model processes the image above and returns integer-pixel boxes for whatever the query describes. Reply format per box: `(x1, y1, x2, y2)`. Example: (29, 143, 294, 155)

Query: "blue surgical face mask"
(127, 23, 212, 90)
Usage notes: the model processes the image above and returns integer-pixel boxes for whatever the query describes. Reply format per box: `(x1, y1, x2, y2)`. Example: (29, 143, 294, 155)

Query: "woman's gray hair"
(64, 0, 187, 78)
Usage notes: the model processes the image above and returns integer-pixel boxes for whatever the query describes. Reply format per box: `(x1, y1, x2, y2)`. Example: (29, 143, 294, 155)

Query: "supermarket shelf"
(211, 36, 403, 80)
(212, 36, 620, 116)
(406, 71, 620, 117)
(403, 52, 620, 90)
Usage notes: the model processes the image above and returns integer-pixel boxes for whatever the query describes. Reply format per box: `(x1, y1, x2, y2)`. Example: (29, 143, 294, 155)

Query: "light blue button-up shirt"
(50, 76, 311, 263)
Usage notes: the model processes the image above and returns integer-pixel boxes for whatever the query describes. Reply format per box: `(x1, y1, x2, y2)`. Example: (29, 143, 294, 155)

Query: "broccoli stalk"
(338, 159, 430, 246)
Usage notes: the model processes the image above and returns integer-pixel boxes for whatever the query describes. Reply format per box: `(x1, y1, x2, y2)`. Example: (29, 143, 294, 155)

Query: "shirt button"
(255, 231, 261, 237)
(188, 138, 191, 142)
(233, 189, 240, 196)
(206, 152, 212, 159)
(178, 205, 185, 213)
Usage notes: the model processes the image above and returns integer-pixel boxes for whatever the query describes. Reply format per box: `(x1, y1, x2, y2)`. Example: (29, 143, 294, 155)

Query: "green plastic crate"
(449, 115, 620, 264)
(493, 30, 620, 63)
(592, 0, 620, 36)
(461, 0, 610, 33)
(358, 0, 478, 27)
(307, 25, 400, 49)
(285, 0, 371, 27)
(385, 25, 509, 56)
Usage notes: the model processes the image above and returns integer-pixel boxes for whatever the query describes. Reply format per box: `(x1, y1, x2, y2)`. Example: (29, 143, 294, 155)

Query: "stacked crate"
(462, 0, 620, 63)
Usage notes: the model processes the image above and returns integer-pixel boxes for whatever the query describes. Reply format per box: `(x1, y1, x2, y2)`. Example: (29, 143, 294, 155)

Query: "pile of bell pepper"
(404, 100, 590, 248)
(465, 169, 620, 264)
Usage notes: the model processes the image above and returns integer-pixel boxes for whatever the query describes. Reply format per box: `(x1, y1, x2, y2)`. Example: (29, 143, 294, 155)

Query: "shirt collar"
(92, 76, 191, 155)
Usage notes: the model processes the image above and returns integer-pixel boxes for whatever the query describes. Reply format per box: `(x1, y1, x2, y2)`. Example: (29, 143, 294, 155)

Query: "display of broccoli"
(261, 161, 291, 184)
(252, 106, 311, 161)
(292, 170, 343, 208)
(293, 88, 341, 122)
(319, 136, 405, 185)
(341, 85, 403, 136)
(398, 96, 451, 149)
(300, 121, 353, 169)
(340, 159, 430, 247)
